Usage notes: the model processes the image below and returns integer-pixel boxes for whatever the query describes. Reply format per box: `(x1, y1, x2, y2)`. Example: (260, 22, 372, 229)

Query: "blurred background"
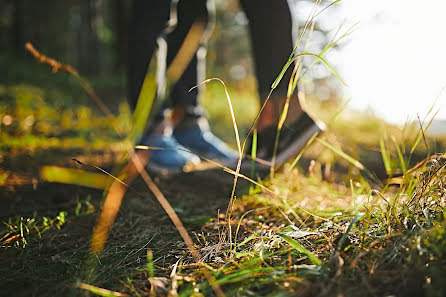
(337, 0, 446, 128)
(1, 0, 445, 151)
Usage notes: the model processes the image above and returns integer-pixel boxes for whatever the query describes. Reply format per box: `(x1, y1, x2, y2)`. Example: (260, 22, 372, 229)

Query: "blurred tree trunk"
(12, 0, 32, 56)
(112, 0, 128, 73)
(78, 0, 100, 75)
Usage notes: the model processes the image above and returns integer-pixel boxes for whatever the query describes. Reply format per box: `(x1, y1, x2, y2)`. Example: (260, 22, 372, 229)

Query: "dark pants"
(128, 0, 295, 113)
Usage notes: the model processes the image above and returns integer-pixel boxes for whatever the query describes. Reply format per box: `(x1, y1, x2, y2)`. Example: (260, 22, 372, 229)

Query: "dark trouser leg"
(166, 0, 209, 108)
(128, 0, 208, 113)
(128, 0, 170, 110)
(240, 0, 321, 167)
(239, 0, 296, 100)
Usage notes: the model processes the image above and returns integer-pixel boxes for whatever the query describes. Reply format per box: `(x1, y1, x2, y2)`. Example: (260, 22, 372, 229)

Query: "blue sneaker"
(138, 126, 201, 175)
(173, 116, 239, 166)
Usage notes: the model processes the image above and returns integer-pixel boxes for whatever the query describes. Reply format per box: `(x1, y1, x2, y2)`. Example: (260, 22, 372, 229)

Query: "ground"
(0, 147, 248, 296)
(1, 142, 446, 297)
(1, 81, 446, 297)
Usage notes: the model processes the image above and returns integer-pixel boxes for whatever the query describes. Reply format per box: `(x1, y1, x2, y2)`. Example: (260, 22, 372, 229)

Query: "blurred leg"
(240, 0, 324, 167)
(128, 0, 170, 109)
(130, 0, 236, 171)
(240, 0, 302, 130)
(128, 0, 202, 173)
(170, 1, 237, 165)
(129, 0, 210, 124)
(239, 0, 295, 101)
(167, 0, 209, 110)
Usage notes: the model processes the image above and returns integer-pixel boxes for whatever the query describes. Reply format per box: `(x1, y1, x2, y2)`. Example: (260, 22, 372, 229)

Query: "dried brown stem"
(25, 42, 77, 75)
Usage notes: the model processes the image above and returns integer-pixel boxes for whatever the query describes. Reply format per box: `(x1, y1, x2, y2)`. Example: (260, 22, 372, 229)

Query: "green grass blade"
(305, 22, 358, 74)
(200, 262, 218, 273)
(313, 0, 344, 19)
(271, 60, 294, 90)
(350, 179, 357, 208)
(392, 137, 407, 174)
(40, 166, 110, 189)
(236, 232, 258, 248)
(249, 129, 257, 194)
(290, 58, 304, 97)
(146, 249, 155, 278)
(289, 132, 319, 170)
(235, 208, 263, 249)
(128, 73, 157, 143)
(290, 0, 321, 57)
(337, 213, 363, 251)
(316, 138, 364, 170)
(303, 53, 347, 86)
(272, 52, 346, 91)
(216, 267, 278, 284)
(379, 137, 392, 175)
(278, 234, 322, 265)
(411, 132, 423, 155)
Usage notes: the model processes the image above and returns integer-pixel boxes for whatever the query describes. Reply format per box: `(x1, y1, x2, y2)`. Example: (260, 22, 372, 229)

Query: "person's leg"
(165, 0, 207, 112)
(129, 0, 237, 172)
(129, 0, 207, 121)
(128, 0, 170, 110)
(129, 0, 202, 174)
(240, 0, 325, 166)
(240, 0, 301, 130)
(167, 0, 238, 165)
(240, 0, 294, 100)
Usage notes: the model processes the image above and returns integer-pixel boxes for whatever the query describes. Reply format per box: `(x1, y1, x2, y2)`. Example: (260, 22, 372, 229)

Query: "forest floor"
(2, 137, 446, 297)
(0, 147, 240, 296)
(1, 82, 446, 297)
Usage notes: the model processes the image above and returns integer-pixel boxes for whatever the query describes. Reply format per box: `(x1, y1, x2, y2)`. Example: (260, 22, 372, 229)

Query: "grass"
(1, 2, 446, 295)
(136, 152, 446, 297)
(1, 77, 445, 295)
(1, 211, 67, 249)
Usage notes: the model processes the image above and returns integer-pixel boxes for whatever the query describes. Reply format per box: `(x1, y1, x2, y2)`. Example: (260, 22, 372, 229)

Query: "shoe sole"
(146, 163, 183, 175)
(146, 156, 201, 176)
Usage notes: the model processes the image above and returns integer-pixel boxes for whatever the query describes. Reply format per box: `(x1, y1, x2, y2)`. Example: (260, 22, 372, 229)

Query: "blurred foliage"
(1, 0, 128, 76)
(1, 0, 352, 154)
(1, 0, 343, 94)
(0, 83, 131, 150)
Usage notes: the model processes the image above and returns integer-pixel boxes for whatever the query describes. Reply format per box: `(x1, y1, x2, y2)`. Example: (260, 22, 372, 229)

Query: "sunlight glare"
(338, 0, 446, 124)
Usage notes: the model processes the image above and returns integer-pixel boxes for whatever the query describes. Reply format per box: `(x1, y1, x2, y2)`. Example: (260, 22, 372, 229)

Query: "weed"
(1, 211, 67, 248)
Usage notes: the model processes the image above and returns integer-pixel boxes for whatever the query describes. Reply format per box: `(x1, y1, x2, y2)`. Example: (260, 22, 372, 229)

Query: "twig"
(25, 42, 77, 75)
(416, 113, 429, 153)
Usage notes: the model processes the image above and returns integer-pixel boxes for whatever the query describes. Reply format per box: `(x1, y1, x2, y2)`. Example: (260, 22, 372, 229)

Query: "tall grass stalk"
(191, 78, 242, 256)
